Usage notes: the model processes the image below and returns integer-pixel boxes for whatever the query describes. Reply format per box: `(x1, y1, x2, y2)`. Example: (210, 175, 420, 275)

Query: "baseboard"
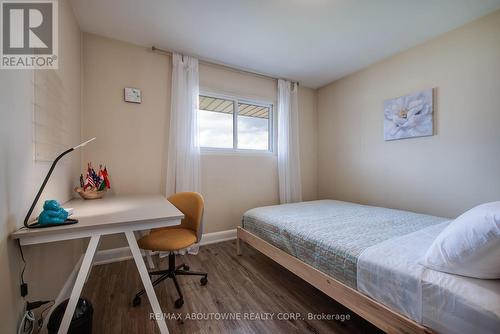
(93, 228, 237, 266)
(199, 228, 237, 246)
(93, 246, 134, 266)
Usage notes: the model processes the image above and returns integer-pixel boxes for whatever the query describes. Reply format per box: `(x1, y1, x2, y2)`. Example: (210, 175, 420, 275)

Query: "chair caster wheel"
(175, 298, 184, 309)
(200, 276, 208, 286)
(132, 296, 141, 307)
(183, 264, 190, 271)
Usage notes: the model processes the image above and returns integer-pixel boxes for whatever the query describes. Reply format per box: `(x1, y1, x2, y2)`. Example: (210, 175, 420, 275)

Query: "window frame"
(198, 90, 274, 155)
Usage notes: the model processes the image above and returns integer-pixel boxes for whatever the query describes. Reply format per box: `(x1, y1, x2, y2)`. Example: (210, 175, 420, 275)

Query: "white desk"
(11, 194, 183, 334)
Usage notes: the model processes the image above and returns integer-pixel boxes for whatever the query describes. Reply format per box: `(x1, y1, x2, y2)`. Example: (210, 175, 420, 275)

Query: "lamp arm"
(23, 147, 74, 228)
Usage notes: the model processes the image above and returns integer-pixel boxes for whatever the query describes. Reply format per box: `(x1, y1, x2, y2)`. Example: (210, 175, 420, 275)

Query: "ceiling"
(70, 0, 500, 88)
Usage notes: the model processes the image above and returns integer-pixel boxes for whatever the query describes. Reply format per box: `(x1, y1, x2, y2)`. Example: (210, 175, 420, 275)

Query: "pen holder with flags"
(74, 163, 110, 200)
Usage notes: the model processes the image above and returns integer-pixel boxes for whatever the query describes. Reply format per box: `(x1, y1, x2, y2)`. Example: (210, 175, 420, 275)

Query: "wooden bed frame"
(236, 227, 435, 334)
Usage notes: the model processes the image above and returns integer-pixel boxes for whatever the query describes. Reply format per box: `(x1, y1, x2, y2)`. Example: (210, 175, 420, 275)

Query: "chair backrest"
(167, 192, 204, 242)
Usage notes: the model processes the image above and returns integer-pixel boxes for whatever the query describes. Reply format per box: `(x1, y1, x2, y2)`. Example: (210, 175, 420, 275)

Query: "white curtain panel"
(277, 79, 302, 204)
(166, 53, 201, 196)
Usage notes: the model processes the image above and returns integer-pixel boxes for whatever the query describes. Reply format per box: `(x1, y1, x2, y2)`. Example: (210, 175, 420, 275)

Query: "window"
(198, 94, 272, 151)
(198, 96, 234, 149)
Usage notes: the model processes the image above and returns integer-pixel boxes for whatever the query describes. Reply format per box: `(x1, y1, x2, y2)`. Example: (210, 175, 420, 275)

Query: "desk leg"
(125, 231, 169, 334)
(58, 235, 100, 334)
(138, 230, 155, 269)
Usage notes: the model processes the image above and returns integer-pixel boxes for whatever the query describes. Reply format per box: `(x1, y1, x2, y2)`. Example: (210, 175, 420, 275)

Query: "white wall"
(82, 34, 170, 196)
(317, 10, 500, 218)
(298, 87, 318, 201)
(0, 0, 82, 331)
(81, 33, 318, 249)
(0, 70, 34, 334)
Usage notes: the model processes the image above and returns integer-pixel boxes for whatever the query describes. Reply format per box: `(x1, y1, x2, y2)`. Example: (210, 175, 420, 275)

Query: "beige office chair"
(132, 192, 208, 309)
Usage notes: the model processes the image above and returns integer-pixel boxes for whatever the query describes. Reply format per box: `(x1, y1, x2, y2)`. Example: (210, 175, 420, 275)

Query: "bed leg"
(236, 227, 242, 256)
(236, 236, 242, 256)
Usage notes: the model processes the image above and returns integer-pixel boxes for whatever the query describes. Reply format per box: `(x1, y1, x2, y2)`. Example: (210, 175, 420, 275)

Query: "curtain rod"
(151, 46, 297, 85)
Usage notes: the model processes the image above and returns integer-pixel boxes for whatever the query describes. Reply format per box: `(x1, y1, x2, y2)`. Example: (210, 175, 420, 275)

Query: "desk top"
(11, 194, 184, 241)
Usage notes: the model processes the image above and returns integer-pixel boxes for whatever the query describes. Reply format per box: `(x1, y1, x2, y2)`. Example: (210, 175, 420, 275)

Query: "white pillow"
(421, 201, 500, 279)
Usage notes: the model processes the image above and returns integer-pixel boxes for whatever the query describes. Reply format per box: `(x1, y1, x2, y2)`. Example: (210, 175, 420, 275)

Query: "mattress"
(242, 200, 445, 288)
(242, 200, 500, 334)
(357, 221, 500, 334)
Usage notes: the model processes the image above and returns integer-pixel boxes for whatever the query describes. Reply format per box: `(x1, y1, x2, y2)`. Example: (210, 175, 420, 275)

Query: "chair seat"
(138, 228, 197, 251)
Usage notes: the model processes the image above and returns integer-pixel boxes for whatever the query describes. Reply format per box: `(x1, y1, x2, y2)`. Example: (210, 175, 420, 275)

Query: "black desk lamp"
(23, 137, 96, 229)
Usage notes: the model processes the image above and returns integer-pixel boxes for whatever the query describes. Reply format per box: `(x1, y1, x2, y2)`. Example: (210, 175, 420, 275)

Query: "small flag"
(102, 166, 110, 189)
(90, 165, 99, 186)
(97, 166, 105, 190)
(98, 180, 106, 191)
(84, 172, 95, 191)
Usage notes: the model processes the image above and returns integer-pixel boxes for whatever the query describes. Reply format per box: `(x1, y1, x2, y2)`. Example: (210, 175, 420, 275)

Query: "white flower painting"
(384, 88, 433, 140)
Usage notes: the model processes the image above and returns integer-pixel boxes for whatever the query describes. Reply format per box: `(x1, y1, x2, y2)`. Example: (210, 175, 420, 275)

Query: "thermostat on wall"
(124, 87, 142, 103)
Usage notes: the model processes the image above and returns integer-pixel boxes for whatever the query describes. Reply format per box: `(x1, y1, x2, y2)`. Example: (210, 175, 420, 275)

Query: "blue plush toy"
(38, 200, 68, 225)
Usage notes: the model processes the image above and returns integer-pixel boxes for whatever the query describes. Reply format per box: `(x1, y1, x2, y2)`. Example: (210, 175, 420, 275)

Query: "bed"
(237, 200, 500, 334)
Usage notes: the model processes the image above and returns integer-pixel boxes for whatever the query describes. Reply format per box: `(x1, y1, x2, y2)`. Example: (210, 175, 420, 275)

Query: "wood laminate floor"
(82, 240, 383, 334)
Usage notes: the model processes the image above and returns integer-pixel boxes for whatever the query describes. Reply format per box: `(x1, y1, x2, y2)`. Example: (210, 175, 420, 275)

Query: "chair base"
(132, 252, 208, 309)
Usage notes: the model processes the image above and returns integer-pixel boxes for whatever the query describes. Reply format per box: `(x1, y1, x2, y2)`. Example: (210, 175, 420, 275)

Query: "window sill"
(200, 147, 276, 157)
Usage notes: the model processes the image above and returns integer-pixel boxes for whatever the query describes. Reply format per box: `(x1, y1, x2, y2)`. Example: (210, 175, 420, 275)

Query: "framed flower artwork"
(384, 88, 433, 140)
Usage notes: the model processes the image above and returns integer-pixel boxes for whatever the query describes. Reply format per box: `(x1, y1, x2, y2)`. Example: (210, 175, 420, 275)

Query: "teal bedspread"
(242, 200, 446, 288)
